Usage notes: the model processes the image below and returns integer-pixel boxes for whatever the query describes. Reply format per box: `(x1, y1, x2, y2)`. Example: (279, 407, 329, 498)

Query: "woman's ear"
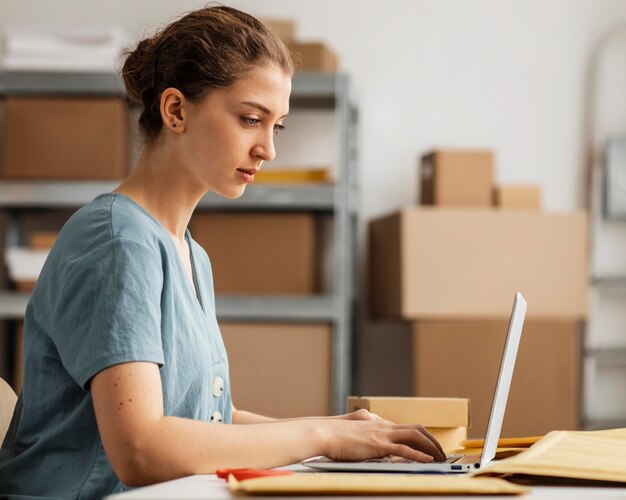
(160, 87, 186, 133)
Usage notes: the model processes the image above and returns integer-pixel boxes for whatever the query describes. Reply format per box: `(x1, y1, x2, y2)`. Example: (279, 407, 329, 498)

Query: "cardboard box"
(430, 427, 468, 452)
(494, 186, 542, 210)
(288, 42, 339, 72)
(412, 320, 581, 438)
(346, 396, 470, 451)
(262, 19, 296, 43)
(17, 210, 73, 247)
(1, 97, 128, 179)
(369, 208, 588, 319)
(221, 322, 331, 418)
(346, 396, 470, 427)
(29, 232, 58, 250)
(191, 212, 318, 294)
(420, 150, 494, 206)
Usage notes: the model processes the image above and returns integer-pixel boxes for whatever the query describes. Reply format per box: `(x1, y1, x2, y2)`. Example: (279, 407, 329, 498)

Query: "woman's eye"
(273, 124, 286, 135)
(242, 117, 260, 126)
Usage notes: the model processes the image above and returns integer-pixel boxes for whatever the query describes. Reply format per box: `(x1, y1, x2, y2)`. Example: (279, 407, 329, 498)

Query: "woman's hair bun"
(120, 6, 294, 143)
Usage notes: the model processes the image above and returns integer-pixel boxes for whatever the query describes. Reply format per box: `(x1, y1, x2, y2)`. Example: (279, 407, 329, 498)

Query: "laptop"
(303, 292, 527, 473)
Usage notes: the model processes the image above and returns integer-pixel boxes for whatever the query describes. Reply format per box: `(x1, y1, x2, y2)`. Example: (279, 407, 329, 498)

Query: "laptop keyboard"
(364, 454, 462, 465)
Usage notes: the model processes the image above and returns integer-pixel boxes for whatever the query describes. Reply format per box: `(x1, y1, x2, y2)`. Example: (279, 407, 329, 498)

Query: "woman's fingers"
(390, 428, 446, 462)
(325, 419, 447, 463)
(415, 425, 447, 460)
(386, 442, 434, 463)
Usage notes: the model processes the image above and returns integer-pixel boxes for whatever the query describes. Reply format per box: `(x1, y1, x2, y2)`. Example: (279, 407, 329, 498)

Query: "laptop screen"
(479, 292, 527, 468)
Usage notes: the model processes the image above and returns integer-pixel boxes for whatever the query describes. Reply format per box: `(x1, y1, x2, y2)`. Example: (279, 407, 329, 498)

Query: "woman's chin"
(215, 185, 247, 200)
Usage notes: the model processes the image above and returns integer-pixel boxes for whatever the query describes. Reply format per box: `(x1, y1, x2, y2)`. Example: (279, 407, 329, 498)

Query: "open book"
(473, 428, 626, 484)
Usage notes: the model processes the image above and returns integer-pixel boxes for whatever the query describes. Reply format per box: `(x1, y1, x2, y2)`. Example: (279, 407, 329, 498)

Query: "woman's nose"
(252, 130, 276, 162)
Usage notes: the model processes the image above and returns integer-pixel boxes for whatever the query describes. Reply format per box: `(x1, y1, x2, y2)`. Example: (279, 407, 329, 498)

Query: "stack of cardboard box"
(263, 18, 339, 72)
(222, 323, 331, 418)
(190, 212, 330, 418)
(0, 92, 129, 393)
(193, 23, 339, 417)
(369, 149, 587, 438)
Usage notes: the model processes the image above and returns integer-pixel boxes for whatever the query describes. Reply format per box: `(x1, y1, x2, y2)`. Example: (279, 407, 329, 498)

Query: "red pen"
(216, 468, 294, 481)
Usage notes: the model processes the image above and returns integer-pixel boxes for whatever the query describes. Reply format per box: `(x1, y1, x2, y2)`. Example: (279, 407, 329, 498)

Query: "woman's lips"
(237, 168, 258, 184)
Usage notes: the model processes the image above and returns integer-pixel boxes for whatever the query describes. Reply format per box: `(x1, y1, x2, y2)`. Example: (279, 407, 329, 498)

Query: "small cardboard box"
(346, 396, 470, 451)
(191, 212, 318, 294)
(29, 232, 58, 250)
(221, 322, 331, 418)
(369, 208, 588, 319)
(1, 97, 129, 179)
(420, 150, 494, 207)
(262, 19, 296, 43)
(346, 396, 470, 428)
(412, 319, 581, 438)
(494, 185, 542, 210)
(288, 42, 339, 72)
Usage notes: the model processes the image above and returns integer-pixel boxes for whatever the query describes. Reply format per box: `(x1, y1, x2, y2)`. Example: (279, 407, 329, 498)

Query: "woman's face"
(176, 63, 292, 199)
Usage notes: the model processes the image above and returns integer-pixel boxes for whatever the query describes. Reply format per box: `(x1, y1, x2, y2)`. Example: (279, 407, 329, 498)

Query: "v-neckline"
(184, 231, 205, 313)
(105, 193, 206, 314)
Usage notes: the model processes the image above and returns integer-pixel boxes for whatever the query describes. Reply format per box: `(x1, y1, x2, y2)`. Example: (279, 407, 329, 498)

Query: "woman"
(0, 6, 444, 498)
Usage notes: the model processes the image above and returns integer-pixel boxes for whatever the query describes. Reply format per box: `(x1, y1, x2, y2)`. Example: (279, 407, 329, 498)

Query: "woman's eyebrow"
(241, 101, 271, 114)
(241, 101, 288, 118)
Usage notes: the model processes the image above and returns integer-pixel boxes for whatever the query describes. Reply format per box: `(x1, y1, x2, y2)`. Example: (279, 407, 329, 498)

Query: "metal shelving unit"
(583, 24, 626, 430)
(0, 182, 335, 210)
(0, 292, 336, 322)
(0, 70, 359, 414)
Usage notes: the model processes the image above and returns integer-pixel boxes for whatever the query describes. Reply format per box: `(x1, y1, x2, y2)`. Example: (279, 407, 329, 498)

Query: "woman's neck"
(114, 145, 205, 242)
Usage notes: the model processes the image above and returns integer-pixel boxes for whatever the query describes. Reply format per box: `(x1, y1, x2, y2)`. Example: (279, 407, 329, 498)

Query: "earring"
(172, 123, 177, 128)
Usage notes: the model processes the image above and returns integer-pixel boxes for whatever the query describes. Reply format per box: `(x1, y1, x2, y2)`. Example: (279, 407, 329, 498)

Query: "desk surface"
(106, 466, 626, 499)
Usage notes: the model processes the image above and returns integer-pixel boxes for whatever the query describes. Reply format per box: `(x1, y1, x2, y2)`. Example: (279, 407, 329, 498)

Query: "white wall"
(3, 0, 626, 396)
(4, 0, 626, 214)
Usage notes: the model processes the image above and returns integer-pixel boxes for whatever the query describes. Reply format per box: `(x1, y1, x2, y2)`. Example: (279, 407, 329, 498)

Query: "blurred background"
(1, 0, 626, 446)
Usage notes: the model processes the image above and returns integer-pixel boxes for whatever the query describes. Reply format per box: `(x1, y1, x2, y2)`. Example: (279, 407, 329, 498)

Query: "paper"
(454, 447, 528, 459)
(462, 435, 543, 449)
(5, 247, 49, 281)
(228, 472, 528, 495)
(474, 428, 626, 484)
(0, 26, 130, 72)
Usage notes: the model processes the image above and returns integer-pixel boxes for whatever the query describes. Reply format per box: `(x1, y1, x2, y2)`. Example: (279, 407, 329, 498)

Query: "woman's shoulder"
(65, 193, 165, 246)
(46, 193, 168, 268)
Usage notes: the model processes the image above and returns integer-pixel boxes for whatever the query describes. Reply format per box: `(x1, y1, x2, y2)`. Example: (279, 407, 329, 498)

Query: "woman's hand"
(341, 408, 391, 422)
(320, 417, 447, 463)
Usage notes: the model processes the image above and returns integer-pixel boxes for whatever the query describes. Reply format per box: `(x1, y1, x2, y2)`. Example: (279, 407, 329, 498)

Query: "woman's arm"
(231, 407, 277, 423)
(232, 406, 393, 424)
(92, 362, 445, 487)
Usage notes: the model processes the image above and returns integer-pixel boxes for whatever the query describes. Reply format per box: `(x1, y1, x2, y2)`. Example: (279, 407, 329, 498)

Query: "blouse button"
(210, 411, 223, 423)
(212, 376, 224, 397)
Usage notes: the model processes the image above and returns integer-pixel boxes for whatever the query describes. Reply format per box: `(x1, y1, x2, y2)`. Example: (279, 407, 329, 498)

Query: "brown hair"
(122, 5, 294, 143)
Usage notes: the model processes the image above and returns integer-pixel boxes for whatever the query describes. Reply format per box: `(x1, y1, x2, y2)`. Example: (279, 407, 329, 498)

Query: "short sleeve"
(47, 238, 165, 390)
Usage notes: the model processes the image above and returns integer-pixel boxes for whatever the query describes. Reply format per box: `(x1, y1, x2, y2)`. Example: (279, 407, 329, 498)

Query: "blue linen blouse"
(0, 193, 232, 499)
